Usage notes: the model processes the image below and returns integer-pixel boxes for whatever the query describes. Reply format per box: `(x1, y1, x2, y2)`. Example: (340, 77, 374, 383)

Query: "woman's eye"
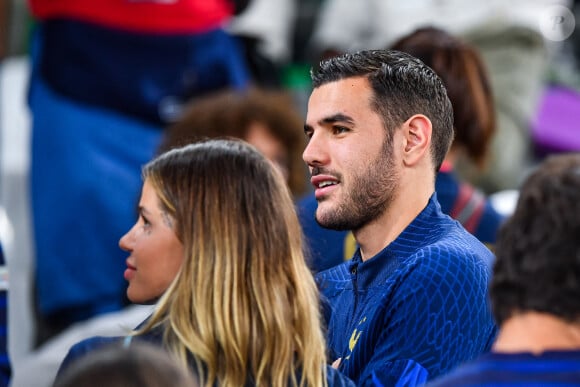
(140, 215, 151, 228)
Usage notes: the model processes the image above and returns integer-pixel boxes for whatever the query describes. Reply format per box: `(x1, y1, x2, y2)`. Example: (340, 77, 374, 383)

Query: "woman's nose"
(118, 226, 135, 252)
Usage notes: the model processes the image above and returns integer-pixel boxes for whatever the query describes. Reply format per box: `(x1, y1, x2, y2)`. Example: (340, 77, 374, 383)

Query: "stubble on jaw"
(315, 137, 398, 231)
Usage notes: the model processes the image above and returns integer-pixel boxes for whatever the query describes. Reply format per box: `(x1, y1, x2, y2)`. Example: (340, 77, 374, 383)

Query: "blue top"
(427, 350, 580, 386)
(316, 194, 497, 386)
(0, 244, 10, 386)
(56, 325, 356, 387)
(298, 171, 505, 272)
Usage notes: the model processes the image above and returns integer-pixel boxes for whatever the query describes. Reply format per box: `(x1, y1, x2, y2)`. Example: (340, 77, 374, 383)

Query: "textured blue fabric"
(426, 351, 580, 386)
(316, 194, 497, 386)
(298, 172, 504, 273)
(30, 71, 163, 318)
(57, 326, 356, 387)
(39, 19, 250, 125)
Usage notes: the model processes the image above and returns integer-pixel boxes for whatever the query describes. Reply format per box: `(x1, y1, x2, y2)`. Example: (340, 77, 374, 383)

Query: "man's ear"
(402, 114, 432, 167)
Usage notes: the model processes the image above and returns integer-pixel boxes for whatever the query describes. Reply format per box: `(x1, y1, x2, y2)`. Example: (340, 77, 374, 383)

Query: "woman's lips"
(124, 262, 136, 281)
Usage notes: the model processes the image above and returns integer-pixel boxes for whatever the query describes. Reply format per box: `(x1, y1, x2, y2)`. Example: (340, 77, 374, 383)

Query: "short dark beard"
(315, 135, 398, 231)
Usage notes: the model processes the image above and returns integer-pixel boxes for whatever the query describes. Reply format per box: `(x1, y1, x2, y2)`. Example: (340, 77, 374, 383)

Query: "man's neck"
(493, 311, 580, 354)
(354, 181, 433, 261)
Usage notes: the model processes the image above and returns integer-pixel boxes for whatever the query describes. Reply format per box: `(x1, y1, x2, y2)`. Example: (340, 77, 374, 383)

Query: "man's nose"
(302, 132, 328, 168)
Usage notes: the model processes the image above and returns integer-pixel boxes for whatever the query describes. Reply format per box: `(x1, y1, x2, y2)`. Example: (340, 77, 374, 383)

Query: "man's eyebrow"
(304, 113, 355, 134)
(320, 113, 355, 126)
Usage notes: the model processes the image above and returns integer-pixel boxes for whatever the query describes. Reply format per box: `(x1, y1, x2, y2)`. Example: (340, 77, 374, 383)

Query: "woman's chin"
(127, 289, 159, 305)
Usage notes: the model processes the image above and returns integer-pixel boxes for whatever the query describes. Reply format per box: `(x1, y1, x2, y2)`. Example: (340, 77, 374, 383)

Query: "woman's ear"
(401, 114, 432, 167)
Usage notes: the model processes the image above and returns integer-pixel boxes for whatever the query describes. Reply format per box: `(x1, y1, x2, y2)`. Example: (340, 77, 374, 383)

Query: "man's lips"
(311, 175, 340, 199)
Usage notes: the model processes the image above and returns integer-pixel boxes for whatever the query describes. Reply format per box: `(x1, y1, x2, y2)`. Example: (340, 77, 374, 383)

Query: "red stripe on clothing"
(463, 200, 485, 234)
(29, 0, 234, 34)
(451, 183, 486, 234)
(449, 184, 473, 219)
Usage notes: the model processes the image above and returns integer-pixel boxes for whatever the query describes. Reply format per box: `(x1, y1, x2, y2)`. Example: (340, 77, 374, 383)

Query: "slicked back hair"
(312, 49, 454, 171)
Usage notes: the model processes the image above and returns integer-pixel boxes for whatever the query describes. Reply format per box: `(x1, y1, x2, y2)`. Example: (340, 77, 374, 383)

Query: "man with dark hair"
(303, 49, 497, 385)
(428, 153, 580, 386)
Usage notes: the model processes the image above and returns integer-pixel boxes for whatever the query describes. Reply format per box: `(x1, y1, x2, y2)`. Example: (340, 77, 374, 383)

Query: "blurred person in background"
(158, 87, 308, 198)
(228, 0, 297, 87)
(26, 0, 251, 346)
(53, 341, 199, 387)
(428, 153, 580, 386)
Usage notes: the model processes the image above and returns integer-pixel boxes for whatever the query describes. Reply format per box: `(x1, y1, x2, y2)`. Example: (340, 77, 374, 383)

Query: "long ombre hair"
(136, 139, 327, 386)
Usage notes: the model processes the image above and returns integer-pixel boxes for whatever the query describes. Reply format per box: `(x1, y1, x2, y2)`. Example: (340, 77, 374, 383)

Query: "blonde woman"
(55, 139, 353, 387)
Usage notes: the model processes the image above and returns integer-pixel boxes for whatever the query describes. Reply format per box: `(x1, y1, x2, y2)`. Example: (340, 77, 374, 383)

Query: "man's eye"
(333, 126, 349, 134)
